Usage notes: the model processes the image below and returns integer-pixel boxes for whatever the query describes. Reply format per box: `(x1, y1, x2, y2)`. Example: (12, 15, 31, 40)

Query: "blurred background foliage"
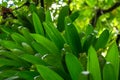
(0, 0, 120, 31)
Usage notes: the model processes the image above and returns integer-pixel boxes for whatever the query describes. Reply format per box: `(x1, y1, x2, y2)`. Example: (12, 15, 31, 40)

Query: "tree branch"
(91, 2, 120, 27)
(40, 0, 44, 8)
(68, 0, 72, 15)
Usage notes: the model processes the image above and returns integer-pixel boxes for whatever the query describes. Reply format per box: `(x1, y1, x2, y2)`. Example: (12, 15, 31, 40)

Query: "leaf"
(0, 40, 23, 51)
(0, 50, 30, 67)
(37, 7, 45, 22)
(70, 11, 80, 22)
(65, 18, 82, 56)
(29, 3, 37, 12)
(0, 58, 21, 67)
(43, 22, 65, 50)
(85, 0, 97, 7)
(57, 6, 69, 32)
(0, 70, 18, 79)
(105, 42, 119, 80)
(17, 13, 34, 32)
(65, 52, 83, 80)
(31, 34, 60, 54)
(32, 12, 44, 35)
(19, 27, 34, 43)
(36, 65, 64, 80)
(45, 10, 52, 22)
(95, 29, 109, 50)
(0, 33, 8, 40)
(87, 46, 101, 80)
(0, 50, 21, 61)
(83, 34, 96, 52)
(1, 2, 8, 7)
(1, 27, 14, 35)
(103, 62, 116, 80)
(20, 54, 48, 66)
(85, 24, 94, 36)
(11, 33, 28, 44)
(4, 76, 19, 80)
(21, 42, 34, 54)
(17, 71, 38, 80)
(31, 41, 49, 55)
(43, 54, 63, 69)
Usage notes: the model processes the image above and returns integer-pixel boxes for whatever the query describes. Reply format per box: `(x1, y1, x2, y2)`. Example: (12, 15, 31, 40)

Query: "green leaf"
(105, 42, 119, 80)
(0, 40, 23, 51)
(37, 7, 45, 22)
(17, 71, 38, 80)
(83, 34, 96, 52)
(19, 27, 34, 43)
(85, 24, 94, 36)
(11, 33, 28, 44)
(31, 34, 60, 54)
(0, 70, 18, 79)
(21, 42, 34, 54)
(2, 2, 8, 7)
(43, 54, 63, 69)
(43, 22, 65, 50)
(45, 10, 52, 22)
(85, 0, 97, 7)
(0, 33, 8, 40)
(95, 29, 109, 50)
(17, 13, 34, 32)
(31, 41, 49, 55)
(32, 12, 44, 35)
(65, 52, 83, 80)
(29, 3, 37, 12)
(0, 58, 21, 67)
(0, 50, 21, 62)
(20, 54, 48, 66)
(65, 18, 82, 56)
(70, 11, 80, 22)
(103, 62, 116, 80)
(0, 50, 30, 67)
(1, 27, 14, 35)
(87, 46, 101, 80)
(36, 65, 64, 80)
(57, 6, 69, 32)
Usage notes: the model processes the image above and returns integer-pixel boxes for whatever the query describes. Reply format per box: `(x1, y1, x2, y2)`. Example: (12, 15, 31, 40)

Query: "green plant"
(0, 9, 119, 79)
(0, 0, 120, 80)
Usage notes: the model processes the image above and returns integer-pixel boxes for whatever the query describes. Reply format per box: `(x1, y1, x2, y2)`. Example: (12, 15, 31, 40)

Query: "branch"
(68, 0, 72, 15)
(91, 2, 120, 27)
(40, 0, 44, 8)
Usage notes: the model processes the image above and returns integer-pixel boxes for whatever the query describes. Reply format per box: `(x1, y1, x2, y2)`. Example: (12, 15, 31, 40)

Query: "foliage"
(0, 0, 120, 80)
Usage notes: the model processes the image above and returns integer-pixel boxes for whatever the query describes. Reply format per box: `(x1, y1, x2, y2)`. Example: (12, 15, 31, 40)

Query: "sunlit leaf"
(36, 65, 64, 80)
(65, 52, 83, 80)
(19, 27, 34, 43)
(32, 12, 44, 35)
(87, 46, 101, 80)
(45, 10, 52, 22)
(85, 0, 97, 7)
(43, 22, 65, 50)
(31, 34, 60, 54)
(105, 42, 119, 80)
(103, 62, 115, 80)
